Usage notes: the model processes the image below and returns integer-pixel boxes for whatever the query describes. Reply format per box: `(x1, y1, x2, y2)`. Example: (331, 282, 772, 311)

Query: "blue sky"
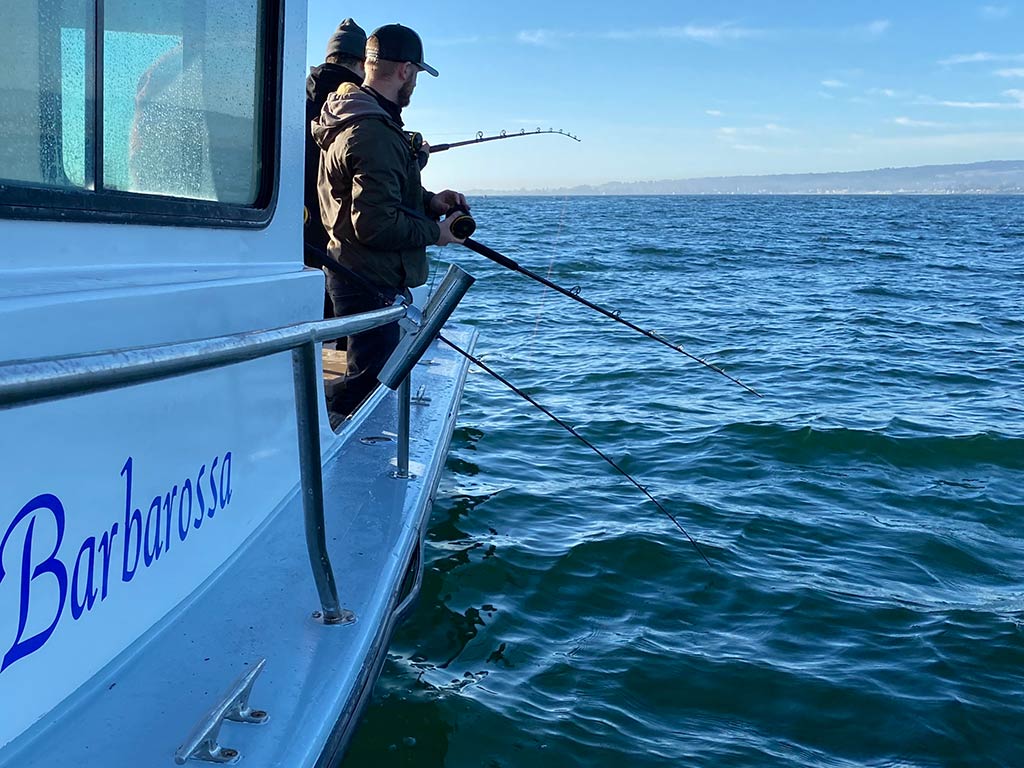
(306, 1, 1024, 190)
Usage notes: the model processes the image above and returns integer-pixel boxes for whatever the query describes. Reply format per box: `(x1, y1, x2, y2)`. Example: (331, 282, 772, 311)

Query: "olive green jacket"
(312, 83, 440, 290)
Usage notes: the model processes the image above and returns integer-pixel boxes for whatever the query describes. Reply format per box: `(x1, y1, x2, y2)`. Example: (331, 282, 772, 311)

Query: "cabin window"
(0, 0, 91, 189)
(103, 0, 264, 203)
(0, 0, 277, 223)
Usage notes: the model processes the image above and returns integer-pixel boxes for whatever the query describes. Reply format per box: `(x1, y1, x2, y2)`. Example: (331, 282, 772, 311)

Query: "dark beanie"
(325, 18, 366, 60)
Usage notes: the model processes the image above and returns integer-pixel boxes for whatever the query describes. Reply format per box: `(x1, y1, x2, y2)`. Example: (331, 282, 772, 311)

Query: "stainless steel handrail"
(0, 306, 405, 409)
(0, 305, 405, 625)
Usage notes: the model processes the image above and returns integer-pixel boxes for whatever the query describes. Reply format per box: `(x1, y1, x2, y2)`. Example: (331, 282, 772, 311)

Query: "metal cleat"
(174, 659, 269, 764)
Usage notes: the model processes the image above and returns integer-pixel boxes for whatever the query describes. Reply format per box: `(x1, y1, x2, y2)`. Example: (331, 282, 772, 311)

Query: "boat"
(0, 0, 477, 764)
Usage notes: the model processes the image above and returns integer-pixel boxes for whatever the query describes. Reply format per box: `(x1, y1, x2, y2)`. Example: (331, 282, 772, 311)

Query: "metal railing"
(0, 264, 474, 625)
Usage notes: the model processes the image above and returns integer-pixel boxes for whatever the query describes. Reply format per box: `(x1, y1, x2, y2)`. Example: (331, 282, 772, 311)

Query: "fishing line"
(439, 333, 714, 569)
(527, 195, 570, 347)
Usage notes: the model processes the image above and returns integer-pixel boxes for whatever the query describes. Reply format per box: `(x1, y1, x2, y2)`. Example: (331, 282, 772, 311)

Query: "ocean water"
(342, 196, 1024, 767)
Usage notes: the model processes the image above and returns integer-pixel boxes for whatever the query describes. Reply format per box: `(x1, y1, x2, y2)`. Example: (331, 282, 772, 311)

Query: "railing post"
(394, 375, 411, 479)
(292, 341, 354, 625)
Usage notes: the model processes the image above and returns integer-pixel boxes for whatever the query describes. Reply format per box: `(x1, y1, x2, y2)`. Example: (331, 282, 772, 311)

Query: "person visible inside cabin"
(312, 23, 469, 425)
(304, 18, 367, 321)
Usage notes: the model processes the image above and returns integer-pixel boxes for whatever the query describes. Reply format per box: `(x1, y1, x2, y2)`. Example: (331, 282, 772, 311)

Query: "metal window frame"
(0, 0, 283, 228)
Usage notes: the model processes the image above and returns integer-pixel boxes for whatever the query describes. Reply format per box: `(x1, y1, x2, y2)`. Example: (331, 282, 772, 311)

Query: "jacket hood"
(311, 83, 391, 150)
(305, 62, 361, 105)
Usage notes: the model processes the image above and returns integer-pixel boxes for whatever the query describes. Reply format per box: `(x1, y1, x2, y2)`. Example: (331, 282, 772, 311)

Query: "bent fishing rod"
(428, 128, 581, 154)
(397, 205, 762, 397)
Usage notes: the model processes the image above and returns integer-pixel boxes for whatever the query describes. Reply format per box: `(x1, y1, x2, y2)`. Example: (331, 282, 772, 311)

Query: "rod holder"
(377, 264, 474, 391)
(394, 377, 412, 479)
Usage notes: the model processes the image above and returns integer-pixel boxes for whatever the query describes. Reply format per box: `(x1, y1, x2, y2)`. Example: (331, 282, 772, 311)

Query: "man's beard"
(397, 78, 415, 108)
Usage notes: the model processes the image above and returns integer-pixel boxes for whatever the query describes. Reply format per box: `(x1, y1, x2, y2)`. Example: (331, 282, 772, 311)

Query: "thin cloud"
(717, 124, 794, 138)
(658, 23, 764, 42)
(821, 79, 847, 88)
(600, 23, 767, 42)
(892, 116, 946, 128)
(843, 19, 890, 38)
(705, 109, 724, 117)
(517, 22, 767, 47)
(517, 29, 561, 46)
(981, 4, 1012, 19)
(995, 68, 1024, 77)
(924, 89, 1024, 108)
(940, 51, 1024, 65)
(937, 99, 1008, 108)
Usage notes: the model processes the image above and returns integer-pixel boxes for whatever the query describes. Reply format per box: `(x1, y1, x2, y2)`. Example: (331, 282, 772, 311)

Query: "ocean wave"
(707, 422, 1024, 469)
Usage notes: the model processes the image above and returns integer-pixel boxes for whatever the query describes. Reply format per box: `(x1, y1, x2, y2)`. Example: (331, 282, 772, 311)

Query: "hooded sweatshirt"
(303, 63, 363, 261)
(312, 83, 439, 290)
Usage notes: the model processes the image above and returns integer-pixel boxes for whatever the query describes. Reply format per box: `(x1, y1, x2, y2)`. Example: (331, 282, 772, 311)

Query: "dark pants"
(324, 271, 400, 419)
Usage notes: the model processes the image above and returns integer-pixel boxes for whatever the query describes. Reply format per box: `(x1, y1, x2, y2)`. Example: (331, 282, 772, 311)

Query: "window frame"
(0, 0, 283, 229)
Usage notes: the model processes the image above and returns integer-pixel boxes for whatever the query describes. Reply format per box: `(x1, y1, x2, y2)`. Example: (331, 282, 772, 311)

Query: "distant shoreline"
(465, 159, 1024, 197)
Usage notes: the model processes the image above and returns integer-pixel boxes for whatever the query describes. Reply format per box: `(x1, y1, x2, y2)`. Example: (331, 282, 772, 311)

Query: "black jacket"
(304, 63, 362, 263)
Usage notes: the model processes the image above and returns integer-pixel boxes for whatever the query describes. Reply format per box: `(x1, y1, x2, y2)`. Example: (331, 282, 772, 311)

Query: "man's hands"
(428, 190, 469, 217)
(435, 214, 465, 246)
(430, 190, 471, 246)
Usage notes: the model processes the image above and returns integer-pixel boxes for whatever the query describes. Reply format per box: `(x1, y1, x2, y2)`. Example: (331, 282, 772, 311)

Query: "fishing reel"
(406, 131, 429, 170)
(445, 207, 476, 239)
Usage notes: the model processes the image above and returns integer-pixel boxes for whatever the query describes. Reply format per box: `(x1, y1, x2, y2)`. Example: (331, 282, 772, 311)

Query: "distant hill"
(470, 160, 1024, 196)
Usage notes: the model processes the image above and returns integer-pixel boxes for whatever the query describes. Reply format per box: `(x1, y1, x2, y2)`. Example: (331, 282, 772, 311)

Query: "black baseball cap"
(366, 24, 438, 77)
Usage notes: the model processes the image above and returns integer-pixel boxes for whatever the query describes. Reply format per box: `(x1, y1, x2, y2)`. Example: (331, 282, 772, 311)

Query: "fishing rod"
(398, 203, 761, 396)
(429, 128, 581, 154)
(459, 236, 763, 397)
(439, 333, 713, 568)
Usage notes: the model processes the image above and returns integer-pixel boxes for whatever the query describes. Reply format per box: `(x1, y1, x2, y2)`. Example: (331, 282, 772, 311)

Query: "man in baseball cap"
(312, 23, 468, 420)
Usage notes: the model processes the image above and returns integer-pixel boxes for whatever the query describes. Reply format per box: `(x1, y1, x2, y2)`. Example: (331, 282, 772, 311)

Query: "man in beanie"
(312, 23, 469, 422)
(303, 18, 366, 310)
